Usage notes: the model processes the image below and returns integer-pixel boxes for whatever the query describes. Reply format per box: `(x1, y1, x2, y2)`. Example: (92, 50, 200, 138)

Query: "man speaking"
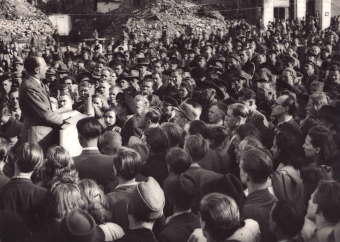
(19, 56, 68, 151)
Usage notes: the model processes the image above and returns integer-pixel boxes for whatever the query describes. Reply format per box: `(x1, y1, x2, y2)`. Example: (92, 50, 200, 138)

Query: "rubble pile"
(0, 0, 54, 42)
(79, 0, 228, 40)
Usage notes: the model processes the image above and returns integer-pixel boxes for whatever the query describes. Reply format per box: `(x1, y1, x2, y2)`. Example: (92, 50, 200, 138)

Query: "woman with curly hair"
(79, 179, 124, 241)
(303, 125, 338, 166)
(38, 146, 78, 189)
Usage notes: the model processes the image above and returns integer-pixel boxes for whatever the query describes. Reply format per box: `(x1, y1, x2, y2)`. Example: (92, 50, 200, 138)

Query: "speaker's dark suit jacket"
(74, 149, 115, 187)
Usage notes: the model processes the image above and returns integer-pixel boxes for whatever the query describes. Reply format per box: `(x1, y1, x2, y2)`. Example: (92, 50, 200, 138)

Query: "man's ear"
(34, 66, 40, 74)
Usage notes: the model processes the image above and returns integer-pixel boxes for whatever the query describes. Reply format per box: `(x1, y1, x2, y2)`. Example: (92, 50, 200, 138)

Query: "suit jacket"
(157, 212, 200, 242)
(197, 149, 228, 174)
(106, 184, 136, 230)
(266, 118, 302, 150)
(241, 188, 277, 242)
(116, 228, 157, 242)
(19, 76, 63, 150)
(74, 149, 115, 187)
(121, 115, 141, 146)
(0, 178, 47, 233)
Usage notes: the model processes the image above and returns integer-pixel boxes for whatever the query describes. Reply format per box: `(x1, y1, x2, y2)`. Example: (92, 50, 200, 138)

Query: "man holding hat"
(115, 177, 165, 242)
(157, 174, 200, 242)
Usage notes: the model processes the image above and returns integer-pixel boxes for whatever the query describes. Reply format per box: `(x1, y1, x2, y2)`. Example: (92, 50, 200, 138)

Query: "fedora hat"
(230, 69, 248, 80)
(208, 62, 223, 71)
(56, 64, 69, 74)
(57, 208, 105, 242)
(136, 58, 150, 66)
(198, 81, 225, 101)
(163, 95, 179, 107)
(176, 103, 197, 121)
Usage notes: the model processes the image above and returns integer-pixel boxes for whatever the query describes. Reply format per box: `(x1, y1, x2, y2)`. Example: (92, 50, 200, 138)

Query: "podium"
(59, 110, 89, 157)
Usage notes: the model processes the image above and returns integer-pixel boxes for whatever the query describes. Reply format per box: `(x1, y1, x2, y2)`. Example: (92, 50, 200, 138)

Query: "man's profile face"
(37, 57, 48, 79)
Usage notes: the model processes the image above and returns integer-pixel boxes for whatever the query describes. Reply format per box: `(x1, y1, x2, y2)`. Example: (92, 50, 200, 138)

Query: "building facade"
(263, 0, 332, 29)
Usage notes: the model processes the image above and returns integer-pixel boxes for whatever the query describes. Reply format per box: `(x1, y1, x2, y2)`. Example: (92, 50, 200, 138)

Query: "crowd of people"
(0, 14, 340, 242)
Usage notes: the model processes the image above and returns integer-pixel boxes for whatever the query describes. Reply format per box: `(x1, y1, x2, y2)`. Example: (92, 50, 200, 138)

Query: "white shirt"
(278, 116, 292, 126)
(82, 147, 98, 151)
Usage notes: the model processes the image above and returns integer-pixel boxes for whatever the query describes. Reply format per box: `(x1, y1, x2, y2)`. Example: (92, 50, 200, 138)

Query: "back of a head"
(24, 56, 41, 73)
(238, 87, 256, 101)
(45, 145, 74, 179)
(275, 131, 303, 169)
(271, 200, 305, 238)
(314, 180, 340, 224)
(48, 175, 84, 220)
(209, 126, 226, 147)
(144, 127, 169, 154)
(184, 134, 209, 162)
(16, 143, 44, 173)
(166, 147, 192, 175)
(200, 193, 240, 241)
(188, 120, 209, 139)
(240, 147, 273, 184)
(78, 179, 110, 224)
(160, 122, 182, 148)
(144, 108, 161, 124)
(236, 123, 260, 140)
(281, 94, 297, 116)
(242, 135, 264, 149)
(76, 117, 102, 140)
(99, 131, 122, 155)
(308, 125, 337, 163)
(113, 147, 142, 181)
